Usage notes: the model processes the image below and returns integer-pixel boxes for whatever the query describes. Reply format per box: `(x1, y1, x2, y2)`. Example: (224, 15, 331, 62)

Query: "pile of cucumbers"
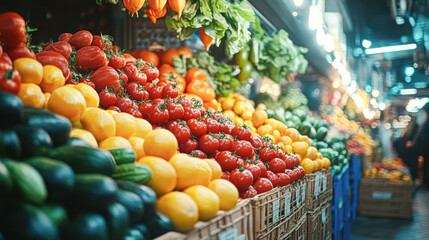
(0, 90, 172, 240)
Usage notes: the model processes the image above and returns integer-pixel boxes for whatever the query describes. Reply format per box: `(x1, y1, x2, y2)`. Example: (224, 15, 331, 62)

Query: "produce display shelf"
(331, 164, 350, 240)
(304, 168, 333, 211)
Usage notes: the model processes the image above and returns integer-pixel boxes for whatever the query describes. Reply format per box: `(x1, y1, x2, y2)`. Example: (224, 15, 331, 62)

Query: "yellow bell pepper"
(80, 108, 116, 141)
(48, 86, 86, 121)
(39, 65, 65, 93)
(17, 83, 45, 108)
(13, 58, 44, 84)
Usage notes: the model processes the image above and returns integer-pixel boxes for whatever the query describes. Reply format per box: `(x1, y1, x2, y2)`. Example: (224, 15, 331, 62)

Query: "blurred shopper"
(394, 118, 419, 181)
(413, 103, 429, 189)
(378, 112, 395, 160)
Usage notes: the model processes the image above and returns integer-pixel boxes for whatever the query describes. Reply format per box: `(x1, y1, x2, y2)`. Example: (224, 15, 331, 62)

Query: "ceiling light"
(379, 103, 386, 111)
(294, 0, 304, 7)
(365, 85, 372, 93)
(372, 89, 380, 98)
(362, 39, 372, 49)
(405, 66, 415, 76)
(400, 88, 417, 95)
(365, 43, 417, 55)
(308, 5, 321, 30)
(396, 16, 405, 25)
(409, 17, 416, 27)
(332, 80, 340, 89)
(405, 76, 412, 83)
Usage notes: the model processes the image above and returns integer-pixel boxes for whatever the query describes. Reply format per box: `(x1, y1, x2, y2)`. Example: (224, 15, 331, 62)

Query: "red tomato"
(139, 62, 159, 81)
(243, 163, 261, 182)
(36, 51, 69, 79)
(0, 59, 12, 72)
(250, 136, 263, 149)
(266, 171, 279, 187)
(123, 62, 147, 85)
(215, 151, 238, 172)
(68, 30, 93, 49)
(115, 97, 133, 112)
(217, 134, 233, 151)
(253, 178, 273, 194)
(5, 44, 35, 62)
(179, 138, 198, 154)
(203, 117, 220, 134)
(269, 158, 287, 173)
(237, 158, 245, 167)
(92, 35, 104, 49)
(285, 169, 297, 182)
(147, 104, 169, 124)
(166, 102, 184, 120)
(189, 150, 207, 159)
(58, 33, 73, 42)
(231, 126, 251, 141)
(0, 69, 21, 94)
(170, 124, 191, 144)
(0, 52, 12, 65)
(148, 85, 164, 100)
(75, 46, 108, 71)
(219, 122, 234, 135)
(274, 147, 284, 159)
(162, 84, 179, 99)
(91, 66, 120, 92)
(283, 155, 294, 169)
(79, 78, 95, 89)
(44, 41, 72, 59)
(232, 141, 254, 159)
(109, 54, 126, 70)
(152, 98, 165, 106)
(295, 167, 304, 180)
(221, 171, 230, 180)
(276, 173, 291, 186)
(292, 154, 300, 167)
(199, 134, 219, 153)
(0, 12, 27, 48)
(259, 147, 277, 162)
(124, 107, 142, 118)
(106, 106, 121, 112)
(126, 82, 147, 101)
(183, 106, 201, 120)
(138, 102, 152, 119)
(186, 119, 207, 137)
(99, 91, 117, 108)
(240, 185, 258, 199)
(254, 160, 268, 178)
(230, 168, 254, 191)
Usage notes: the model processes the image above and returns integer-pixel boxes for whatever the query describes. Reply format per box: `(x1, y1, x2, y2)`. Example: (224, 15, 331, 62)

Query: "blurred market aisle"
(351, 189, 429, 239)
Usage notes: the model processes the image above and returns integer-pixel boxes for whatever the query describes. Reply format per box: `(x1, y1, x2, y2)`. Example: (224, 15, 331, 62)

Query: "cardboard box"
(156, 199, 253, 240)
(358, 178, 413, 219)
(304, 169, 332, 211)
(251, 179, 306, 240)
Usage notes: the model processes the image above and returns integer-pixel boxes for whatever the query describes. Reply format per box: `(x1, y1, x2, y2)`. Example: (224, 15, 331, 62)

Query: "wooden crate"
(304, 169, 332, 211)
(252, 179, 306, 240)
(358, 178, 413, 219)
(156, 199, 253, 240)
(306, 200, 331, 240)
(281, 214, 307, 240)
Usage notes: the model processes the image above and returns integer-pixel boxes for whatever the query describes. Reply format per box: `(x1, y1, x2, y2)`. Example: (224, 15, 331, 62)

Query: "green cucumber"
(4, 159, 47, 204)
(112, 163, 152, 184)
(64, 137, 92, 148)
(13, 125, 52, 158)
(103, 203, 130, 240)
(22, 107, 71, 147)
(0, 160, 12, 196)
(71, 174, 118, 211)
(0, 129, 21, 159)
(132, 224, 149, 240)
(26, 157, 75, 200)
(125, 228, 144, 240)
(117, 190, 145, 224)
(40, 203, 69, 230)
(0, 91, 23, 128)
(146, 211, 174, 239)
(64, 213, 108, 240)
(108, 148, 136, 165)
(116, 181, 156, 221)
(49, 146, 116, 176)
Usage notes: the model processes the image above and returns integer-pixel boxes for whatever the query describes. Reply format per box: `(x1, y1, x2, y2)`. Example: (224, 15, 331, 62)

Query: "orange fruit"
(157, 191, 199, 232)
(176, 46, 193, 58)
(128, 136, 145, 159)
(137, 156, 177, 196)
(322, 157, 331, 169)
(74, 83, 99, 108)
(305, 146, 318, 160)
(99, 136, 132, 150)
(81, 108, 116, 141)
(133, 118, 152, 139)
(184, 185, 220, 221)
(144, 129, 178, 160)
(300, 135, 311, 146)
(112, 113, 136, 139)
(48, 86, 86, 122)
(282, 136, 293, 146)
(169, 154, 212, 190)
(313, 160, 320, 172)
(160, 49, 180, 66)
(203, 159, 222, 180)
(316, 159, 324, 171)
(292, 142, 309, 157)
(208, 179, 239, 211)
(285, 128, 300, 142)
(135, 50, 159, 68)
(301, 158, 314, 174)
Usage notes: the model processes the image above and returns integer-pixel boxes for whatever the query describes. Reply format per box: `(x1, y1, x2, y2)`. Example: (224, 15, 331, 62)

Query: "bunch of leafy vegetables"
(173, 52, 240, 97)
(249, 28, 308, 83)
(165, 0, 255, 56)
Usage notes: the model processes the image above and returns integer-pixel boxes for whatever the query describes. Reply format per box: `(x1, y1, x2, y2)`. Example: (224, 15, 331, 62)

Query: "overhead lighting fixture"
(308, 5, 321, 30)
(379, 103, 386, 111)
(372, 89, 380, 98)
(362, 39, 372, 49)
(396, 16, 405, 25)
(294, 0, 304, 7)
(332, 80, 340, 89)
(405, 66, 415, 76)
(409, 17, 416, 27)
(400, 88, 417, 95)
(406, 97, 429, 112)
(365, 43, 417, 55)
